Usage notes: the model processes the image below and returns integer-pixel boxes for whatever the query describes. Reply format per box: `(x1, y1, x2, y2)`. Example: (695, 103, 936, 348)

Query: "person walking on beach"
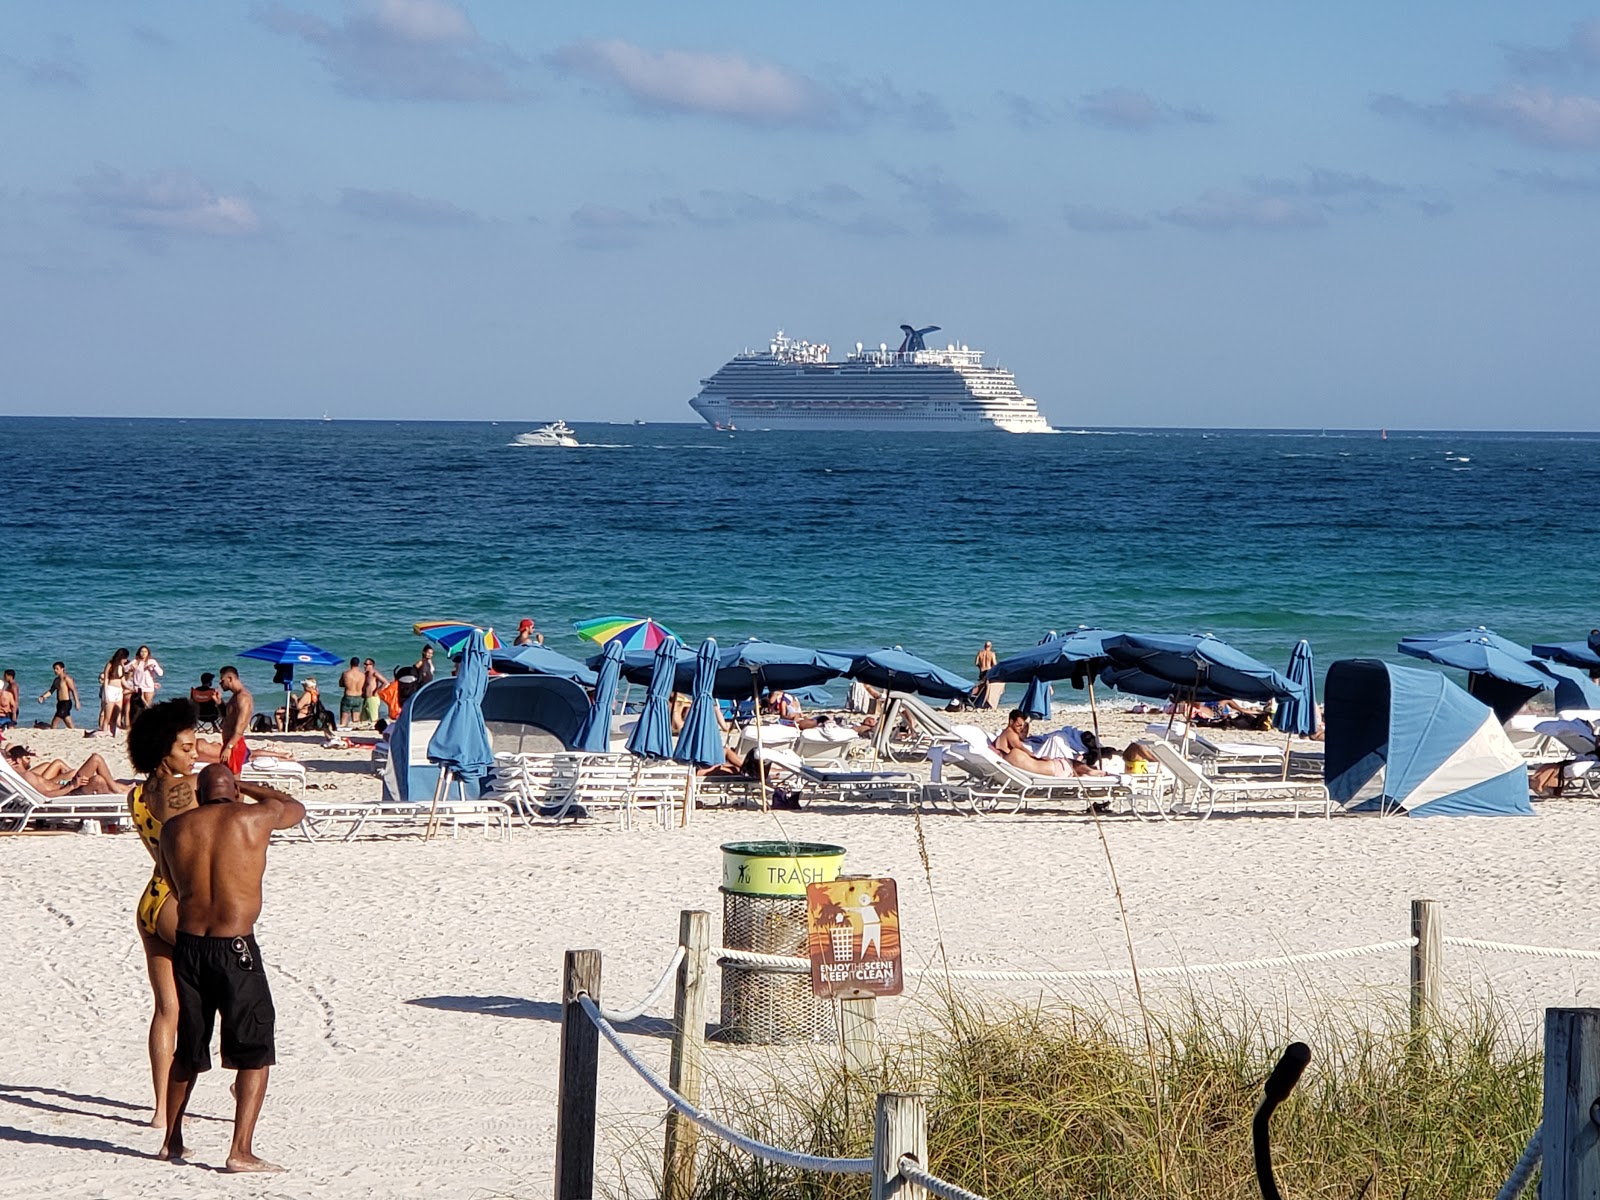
(157, 763, 304, 1173)
(361, 659, 387, 725)
(0, 669, 17, 729)
(127, 646, 164, 723)
(337, 658, 365, 729)
(38, 661, 79, 728)
(126, 700, 201, 1128)
(100, 648, 130, 736)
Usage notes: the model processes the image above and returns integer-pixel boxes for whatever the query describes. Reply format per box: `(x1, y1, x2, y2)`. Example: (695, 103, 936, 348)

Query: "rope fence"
(898, 1154, 991, 1200)
(598, 945, 685, 1023)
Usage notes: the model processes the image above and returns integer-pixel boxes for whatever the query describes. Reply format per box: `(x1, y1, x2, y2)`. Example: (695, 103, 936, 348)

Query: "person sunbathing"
(991, 712, 1104, 777)
(5, 744, 122, 795)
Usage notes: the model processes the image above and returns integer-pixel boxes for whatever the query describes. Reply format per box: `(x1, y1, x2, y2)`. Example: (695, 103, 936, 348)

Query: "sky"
(2, 2, 1599, 429)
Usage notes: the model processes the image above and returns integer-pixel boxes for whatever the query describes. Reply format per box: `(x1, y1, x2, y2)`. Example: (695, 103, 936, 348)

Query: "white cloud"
(1504, 19, 1600, 75)
(76, 167, 262, 238)
(338, 187, 479, 226)
(260, 0, 518, 102)
(1164, 190, 1324, 233)
(1374, 85, 1600, 150)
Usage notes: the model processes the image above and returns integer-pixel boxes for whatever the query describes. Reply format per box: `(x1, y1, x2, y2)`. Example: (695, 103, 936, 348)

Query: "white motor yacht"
(515, 420, 579, 447)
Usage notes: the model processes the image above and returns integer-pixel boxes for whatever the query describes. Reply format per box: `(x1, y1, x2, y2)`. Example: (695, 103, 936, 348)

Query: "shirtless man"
(361, 659, 387, 725)
(5, 744, 121, 794)
(0, 670, 17, 728)
(157, 764, 304, 1172)
(991, 710, 1100, 778)
(197, 667, 253, 770)
(38, 661, 79, 729)
(338, 658, 365, 729)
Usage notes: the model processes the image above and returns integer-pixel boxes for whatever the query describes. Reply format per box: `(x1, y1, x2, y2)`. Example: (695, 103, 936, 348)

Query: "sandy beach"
(3, 713, 1597, 1198)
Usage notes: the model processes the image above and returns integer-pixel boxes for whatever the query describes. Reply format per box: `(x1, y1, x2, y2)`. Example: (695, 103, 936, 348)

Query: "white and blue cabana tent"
(1324, 659, 1532, 817)
(383, 674, 590, 802)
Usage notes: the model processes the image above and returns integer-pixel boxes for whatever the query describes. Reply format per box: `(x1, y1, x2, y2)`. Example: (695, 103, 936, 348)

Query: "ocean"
(1, 417, 1594, 725)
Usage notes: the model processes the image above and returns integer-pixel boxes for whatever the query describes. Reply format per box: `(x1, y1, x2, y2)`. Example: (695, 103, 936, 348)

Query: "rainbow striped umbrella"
(414, 620, 502, 656)
(573, 615, 676, 652)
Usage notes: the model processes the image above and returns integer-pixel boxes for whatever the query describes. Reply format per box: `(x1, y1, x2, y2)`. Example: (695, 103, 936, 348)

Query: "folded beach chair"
(759, 746, 920, 805)
(1144, 740, 1330, 819)
(870, 692, 967, 761)
(0, 758, 129, 834)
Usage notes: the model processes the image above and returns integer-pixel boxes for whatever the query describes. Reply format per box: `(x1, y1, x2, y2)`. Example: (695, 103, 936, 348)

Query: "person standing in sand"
(361, 658, 387, 724)
(125, 699, 201, 1128)
(157, 763, 304, 1173)
(0, 669, 18, 728)
(414, 644, 435, 686)
(197, 666, 253, 771)
(99, 648, 130, 735)
(338, 658, 365, 729)
(126, 645, 165, 723)
(38, 661, 79, 728)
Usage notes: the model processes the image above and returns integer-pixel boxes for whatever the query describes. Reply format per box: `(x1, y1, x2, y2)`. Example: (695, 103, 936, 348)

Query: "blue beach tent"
(1323, 659, 1532, 817)
(383, 673, 589, 801)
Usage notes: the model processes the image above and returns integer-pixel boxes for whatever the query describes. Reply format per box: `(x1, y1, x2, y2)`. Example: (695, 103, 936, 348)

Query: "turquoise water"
(1, 417, 1594, 725)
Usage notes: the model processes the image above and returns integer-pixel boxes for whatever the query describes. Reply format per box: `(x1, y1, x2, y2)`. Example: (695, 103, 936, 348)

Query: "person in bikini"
(157, 763, 304, 1173)
(337, 658, 365, 729)
(5, 744, 122, 794)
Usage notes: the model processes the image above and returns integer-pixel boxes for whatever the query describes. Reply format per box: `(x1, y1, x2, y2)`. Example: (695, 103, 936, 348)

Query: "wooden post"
(663, 912, 711, 1200)
(1542, 1008, 1600, 1200)
(842, 996, 879, 1078)
(555, 949, 602, 1200)
(1409, 899, 1441, 1031)
(871, 1092, 928, 1200)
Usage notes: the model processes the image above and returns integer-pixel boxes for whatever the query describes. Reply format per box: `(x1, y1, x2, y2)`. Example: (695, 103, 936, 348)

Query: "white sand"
(2, 715, 1597, 1197)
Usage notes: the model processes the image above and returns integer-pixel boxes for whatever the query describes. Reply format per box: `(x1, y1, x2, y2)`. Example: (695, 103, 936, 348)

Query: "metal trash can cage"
(717, 841, 844, 1045)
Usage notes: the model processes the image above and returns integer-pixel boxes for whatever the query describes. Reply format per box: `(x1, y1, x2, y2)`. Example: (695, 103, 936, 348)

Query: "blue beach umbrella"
(239, 637, 344, 721)
(827, 646, 973, 700)
(1544, 663, 1600, 712)
(574, 640, 624, 753)
(1102, 633, 1303, 704)
(1019, 675, 1052, 719)
(611, 639, 853, 700)
(427, 627, 495, 792)
(987, 628, 1121, 684)
(673, 638, 725, 767)
(626, 635, 680, 759)
(489, 643, 597, 687)
(1398, 627, 1557, 721)
(1533, 640, 1600, 670)
(1273, 640, 1318, 735)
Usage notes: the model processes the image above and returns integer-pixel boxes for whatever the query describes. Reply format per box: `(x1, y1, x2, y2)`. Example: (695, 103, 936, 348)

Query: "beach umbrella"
(1397, 627, 1557, 721)
(1019, 675, 1052, 719)
(988, 628, 1122, 736)
(673, 638, 725, 768)
(1103, 633, 1303, 703)
(489, 643, 597, 686)
(425, 628, 495, 837)
(1273, 640, 1318, 736)
(626, 635, 680, 759)
(609, 639, 853, 699)
(826, 646, 973, 700)
(574, 615, 677, 652)
(414, 620, 501, 657)
(1533, 640, 1600, 670)
(574, 640, 624, 753)
(1543, 663, 1600, 712)
(238, 637, 344, 728)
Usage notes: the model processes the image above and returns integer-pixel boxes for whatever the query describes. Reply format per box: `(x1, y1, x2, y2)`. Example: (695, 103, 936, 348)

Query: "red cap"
(518, 618, 534, 631)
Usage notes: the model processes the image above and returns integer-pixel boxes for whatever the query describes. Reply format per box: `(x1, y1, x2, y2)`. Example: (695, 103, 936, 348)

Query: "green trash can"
(717, 841, 844, 1045)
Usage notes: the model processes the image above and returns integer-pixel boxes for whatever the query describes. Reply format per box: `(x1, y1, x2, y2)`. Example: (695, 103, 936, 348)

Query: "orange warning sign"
(805, 877, 902, 999)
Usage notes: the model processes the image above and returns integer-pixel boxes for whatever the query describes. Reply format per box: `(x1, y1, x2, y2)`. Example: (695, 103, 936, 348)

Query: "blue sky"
(3, 2, 1599, 428)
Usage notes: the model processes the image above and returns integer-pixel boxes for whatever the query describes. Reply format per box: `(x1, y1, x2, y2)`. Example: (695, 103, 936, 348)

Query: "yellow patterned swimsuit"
(129, 785, 172, 938)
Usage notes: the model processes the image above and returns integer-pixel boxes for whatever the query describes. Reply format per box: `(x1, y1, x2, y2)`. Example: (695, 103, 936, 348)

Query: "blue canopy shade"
(1324, 659, 1531, 817)
(1098, 665, 1235, 704)
(490, 643, 597, 686)
(1101, 633, 1303, 703)
(626, 635, 680, 759)
(610, 639, 852, 700)
(1544, 663, 1600, 712)
(574, 640, 623, 753)
(1019, 676, 1052, 719)
(1397, 628, 1555, 690)
(987, 628, 1121, 684)
(427, 628, 496, 786)
(673, 638, 725, 767)
(1273, 640, 1318, 735)
(238, 637, 343, 667)
(827, 646, 973, 700)
(1533, 640, 1600, 670)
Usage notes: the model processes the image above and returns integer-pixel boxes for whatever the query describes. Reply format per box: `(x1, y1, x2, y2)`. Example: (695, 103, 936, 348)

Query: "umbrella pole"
(750, 668, 768, 812)
(1087, 675, 1100, 741)
(425, 766, 453, 841)
(1281, 729, 1293, 782)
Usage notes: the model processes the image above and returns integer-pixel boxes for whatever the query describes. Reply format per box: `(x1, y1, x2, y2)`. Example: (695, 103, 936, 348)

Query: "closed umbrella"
(425, 628, 495, 838)
(626, 635, 679, 759)
(574, 640, 624, 752)
(673, 638, 724, 767)
(1273, 641, 1318, 735)
(1019, 676, 1052, 719)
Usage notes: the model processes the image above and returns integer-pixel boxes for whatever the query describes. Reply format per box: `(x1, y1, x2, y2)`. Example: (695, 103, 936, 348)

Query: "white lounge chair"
(1144, 740, 1329, 819)
(291, 793, 512, 841)
(870, 692, 967, 762)
(0, 757, 129, 834)
(240, 755, 307, 794)
(924, 736, 1138, 816)
(1144, 723, 1288, 773)
(759, 746, 920, 805)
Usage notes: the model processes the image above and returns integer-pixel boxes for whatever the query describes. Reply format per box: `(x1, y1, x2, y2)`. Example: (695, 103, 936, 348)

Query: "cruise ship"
(688, 324, 1054, 433)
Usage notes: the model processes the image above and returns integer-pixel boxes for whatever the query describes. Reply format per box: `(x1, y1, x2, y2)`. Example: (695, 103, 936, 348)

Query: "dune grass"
(604, 993, 1541, 1200)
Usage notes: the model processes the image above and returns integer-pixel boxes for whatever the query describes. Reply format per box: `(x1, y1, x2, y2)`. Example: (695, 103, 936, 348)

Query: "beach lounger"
(759, 746, 920, 805)
(0, 758, 128, 834)
(1144, 740, 1330, 819)
(291, 793, 512, 841)
(240, 755, 307, 795)
(793, 724, 865, 765)
(924, 739, 1137, 816)
(1143, 723, 1288, 773)
(870, 692, 967, 761)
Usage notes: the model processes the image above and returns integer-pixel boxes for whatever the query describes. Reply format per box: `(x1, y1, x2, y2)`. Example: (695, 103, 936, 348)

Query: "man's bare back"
(159, 783, 300, 938)
(340, 664, 365, 698)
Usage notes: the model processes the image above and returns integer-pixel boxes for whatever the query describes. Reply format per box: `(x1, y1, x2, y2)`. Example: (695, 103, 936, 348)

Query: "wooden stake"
(1542, 1007, 1600, 1200)
(871, 1092, 928, 1200)
(842, 997, 879, 1079)
(554, 949, 602, 1200)
(1409, 899, 1441, 1031)
(663, 912, 711, 1200)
